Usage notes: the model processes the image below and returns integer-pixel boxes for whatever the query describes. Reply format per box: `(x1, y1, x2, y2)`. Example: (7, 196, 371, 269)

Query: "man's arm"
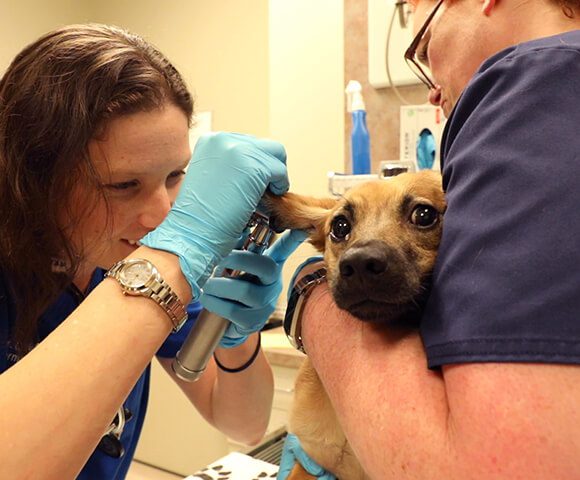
(301, 283, 580, 479)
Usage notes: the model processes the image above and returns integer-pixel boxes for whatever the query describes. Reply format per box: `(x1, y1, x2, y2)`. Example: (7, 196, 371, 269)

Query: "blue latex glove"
(200, 229, 307, 348)
(277, 433, 336, 480)
(141, 132, 289, 299)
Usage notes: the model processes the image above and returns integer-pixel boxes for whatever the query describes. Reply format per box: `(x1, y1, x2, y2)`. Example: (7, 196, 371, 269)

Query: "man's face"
(411, 0, 493, 116)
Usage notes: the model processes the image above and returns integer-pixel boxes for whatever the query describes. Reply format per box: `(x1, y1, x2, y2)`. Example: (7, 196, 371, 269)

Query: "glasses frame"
(404, 0, 445, 89)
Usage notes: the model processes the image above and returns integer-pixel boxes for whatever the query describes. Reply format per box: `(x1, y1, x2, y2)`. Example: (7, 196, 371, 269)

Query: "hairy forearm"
(301, 283, 580, 479)
(301, 284, 453, 479)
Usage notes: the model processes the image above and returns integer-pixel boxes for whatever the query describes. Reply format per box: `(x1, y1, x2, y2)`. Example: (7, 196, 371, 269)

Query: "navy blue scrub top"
(421, 31, 580, 368)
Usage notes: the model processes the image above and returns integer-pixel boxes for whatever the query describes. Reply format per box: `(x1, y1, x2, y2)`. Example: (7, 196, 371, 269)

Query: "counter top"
(261, 326, 305, 369)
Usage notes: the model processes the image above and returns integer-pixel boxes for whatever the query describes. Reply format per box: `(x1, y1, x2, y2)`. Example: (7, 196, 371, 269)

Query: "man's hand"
(277, 433, 336, 480)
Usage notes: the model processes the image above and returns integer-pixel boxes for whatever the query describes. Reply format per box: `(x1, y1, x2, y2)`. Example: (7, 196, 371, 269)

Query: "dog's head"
(266, 170, 446, 324)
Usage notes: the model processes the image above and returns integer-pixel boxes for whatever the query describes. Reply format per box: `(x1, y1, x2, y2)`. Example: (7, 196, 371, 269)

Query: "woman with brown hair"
(0, 24, 298, 479)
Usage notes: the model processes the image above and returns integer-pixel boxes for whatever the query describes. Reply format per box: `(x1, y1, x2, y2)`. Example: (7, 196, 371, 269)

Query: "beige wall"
(1, 0, 270, 136)
(0, 0, 88, 74)
(92, 0, 271, 136)
(269, 0, 345, 196)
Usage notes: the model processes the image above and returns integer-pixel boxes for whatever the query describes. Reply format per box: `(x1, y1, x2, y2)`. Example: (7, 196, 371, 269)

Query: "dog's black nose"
(334, 240, 423, 323)
(339, 245, 388, 278)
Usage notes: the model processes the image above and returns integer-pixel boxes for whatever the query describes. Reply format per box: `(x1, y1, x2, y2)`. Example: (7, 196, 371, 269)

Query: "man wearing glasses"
(278, 0, 580, 478)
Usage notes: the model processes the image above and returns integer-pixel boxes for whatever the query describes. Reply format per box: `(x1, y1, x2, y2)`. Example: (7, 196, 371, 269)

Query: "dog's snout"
(338, 240, 395, 284)
(333, 239, 422, 322)
(339, 251, 387, 278)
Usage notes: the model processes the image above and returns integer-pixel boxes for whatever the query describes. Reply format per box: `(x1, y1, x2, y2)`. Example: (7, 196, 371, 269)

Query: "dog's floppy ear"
(263, 192, 336, 252)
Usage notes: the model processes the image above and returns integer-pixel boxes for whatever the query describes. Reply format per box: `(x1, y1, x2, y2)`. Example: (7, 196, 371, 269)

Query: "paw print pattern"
(191, 457, 278, 479)
(192, 464, 232, 479)
(251, 472, 277, 479)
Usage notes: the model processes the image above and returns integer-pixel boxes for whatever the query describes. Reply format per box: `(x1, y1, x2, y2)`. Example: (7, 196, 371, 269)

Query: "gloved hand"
(141, 132, 289, 299)
(277, 433, 336, 480)
(200, 229, 307, 348)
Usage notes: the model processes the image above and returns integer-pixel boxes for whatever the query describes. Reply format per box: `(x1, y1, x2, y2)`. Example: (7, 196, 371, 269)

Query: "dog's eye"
(410, 204, 439, 228)
(330, 215, 351, 242)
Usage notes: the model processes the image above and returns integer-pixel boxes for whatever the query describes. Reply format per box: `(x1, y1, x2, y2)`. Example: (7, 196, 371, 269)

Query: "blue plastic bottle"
(346, 80, 371, 174)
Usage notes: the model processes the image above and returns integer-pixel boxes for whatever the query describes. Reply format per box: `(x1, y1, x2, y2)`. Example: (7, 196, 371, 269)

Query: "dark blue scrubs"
(421, 30, 580, 368)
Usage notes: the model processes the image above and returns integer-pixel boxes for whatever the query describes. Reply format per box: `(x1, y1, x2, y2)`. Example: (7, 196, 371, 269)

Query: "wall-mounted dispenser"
(400, 105, 446, 171)
(368, 0, 418, 88)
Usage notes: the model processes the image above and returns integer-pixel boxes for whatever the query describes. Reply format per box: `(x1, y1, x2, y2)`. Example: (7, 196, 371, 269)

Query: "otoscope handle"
(171, 212, 273, 382)
(172, 309, 229, 382)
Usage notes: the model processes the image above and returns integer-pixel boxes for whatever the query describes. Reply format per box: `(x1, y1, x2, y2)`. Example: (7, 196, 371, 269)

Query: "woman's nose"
(138, 187, 173, 229)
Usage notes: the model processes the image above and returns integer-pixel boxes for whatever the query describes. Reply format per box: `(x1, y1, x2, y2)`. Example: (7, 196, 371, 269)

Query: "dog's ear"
(263, 192, 336, 253)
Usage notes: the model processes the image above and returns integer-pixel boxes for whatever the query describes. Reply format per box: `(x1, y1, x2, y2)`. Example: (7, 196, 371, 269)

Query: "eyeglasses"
(404, 0, 444, 89)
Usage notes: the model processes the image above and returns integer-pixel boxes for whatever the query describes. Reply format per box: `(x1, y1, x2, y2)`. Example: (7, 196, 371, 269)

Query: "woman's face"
(64, 103, 191, 283)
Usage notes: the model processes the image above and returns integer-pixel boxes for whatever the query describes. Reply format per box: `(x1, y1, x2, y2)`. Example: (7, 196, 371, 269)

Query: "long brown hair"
(0, 24, 194, 353)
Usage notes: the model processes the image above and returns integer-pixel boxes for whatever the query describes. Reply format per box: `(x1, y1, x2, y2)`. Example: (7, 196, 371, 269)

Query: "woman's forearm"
(212, 334, 274, 444)
(0, 247, 190, 479)
(161, 332, 274, 446)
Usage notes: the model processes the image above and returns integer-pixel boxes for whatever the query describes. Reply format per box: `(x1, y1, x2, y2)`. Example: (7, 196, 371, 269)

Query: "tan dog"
(266, 171, 446, 479)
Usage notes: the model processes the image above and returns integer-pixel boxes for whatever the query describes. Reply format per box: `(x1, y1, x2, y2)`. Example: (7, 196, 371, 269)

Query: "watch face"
(119, 261, 154, 288)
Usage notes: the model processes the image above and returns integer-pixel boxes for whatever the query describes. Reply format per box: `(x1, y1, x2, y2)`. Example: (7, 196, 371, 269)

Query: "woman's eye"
(410, 204, 439, 228)
(330, 215, 352, 242)
(105, 180, 138, 191)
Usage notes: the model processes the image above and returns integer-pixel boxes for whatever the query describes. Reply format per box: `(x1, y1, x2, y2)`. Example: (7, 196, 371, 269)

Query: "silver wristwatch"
(106, 258, 188, 333)
(284, 267, 327, 354)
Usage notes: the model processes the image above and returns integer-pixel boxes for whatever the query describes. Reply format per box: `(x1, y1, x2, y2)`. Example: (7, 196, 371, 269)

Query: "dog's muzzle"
(332, 240, 422, 323)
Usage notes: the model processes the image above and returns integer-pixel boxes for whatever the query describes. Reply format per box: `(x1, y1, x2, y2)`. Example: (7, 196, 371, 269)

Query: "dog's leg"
(286, 463, 317, 480)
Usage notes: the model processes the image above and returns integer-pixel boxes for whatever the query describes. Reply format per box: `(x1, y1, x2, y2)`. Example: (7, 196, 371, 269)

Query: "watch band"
(284, 267, 327, 354)
(146, 274, 188, 333)
(106, 259, 188, 333)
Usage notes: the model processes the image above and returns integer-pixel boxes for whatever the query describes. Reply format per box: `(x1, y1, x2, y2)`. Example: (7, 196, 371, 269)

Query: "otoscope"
(172, 212, 275, 382)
